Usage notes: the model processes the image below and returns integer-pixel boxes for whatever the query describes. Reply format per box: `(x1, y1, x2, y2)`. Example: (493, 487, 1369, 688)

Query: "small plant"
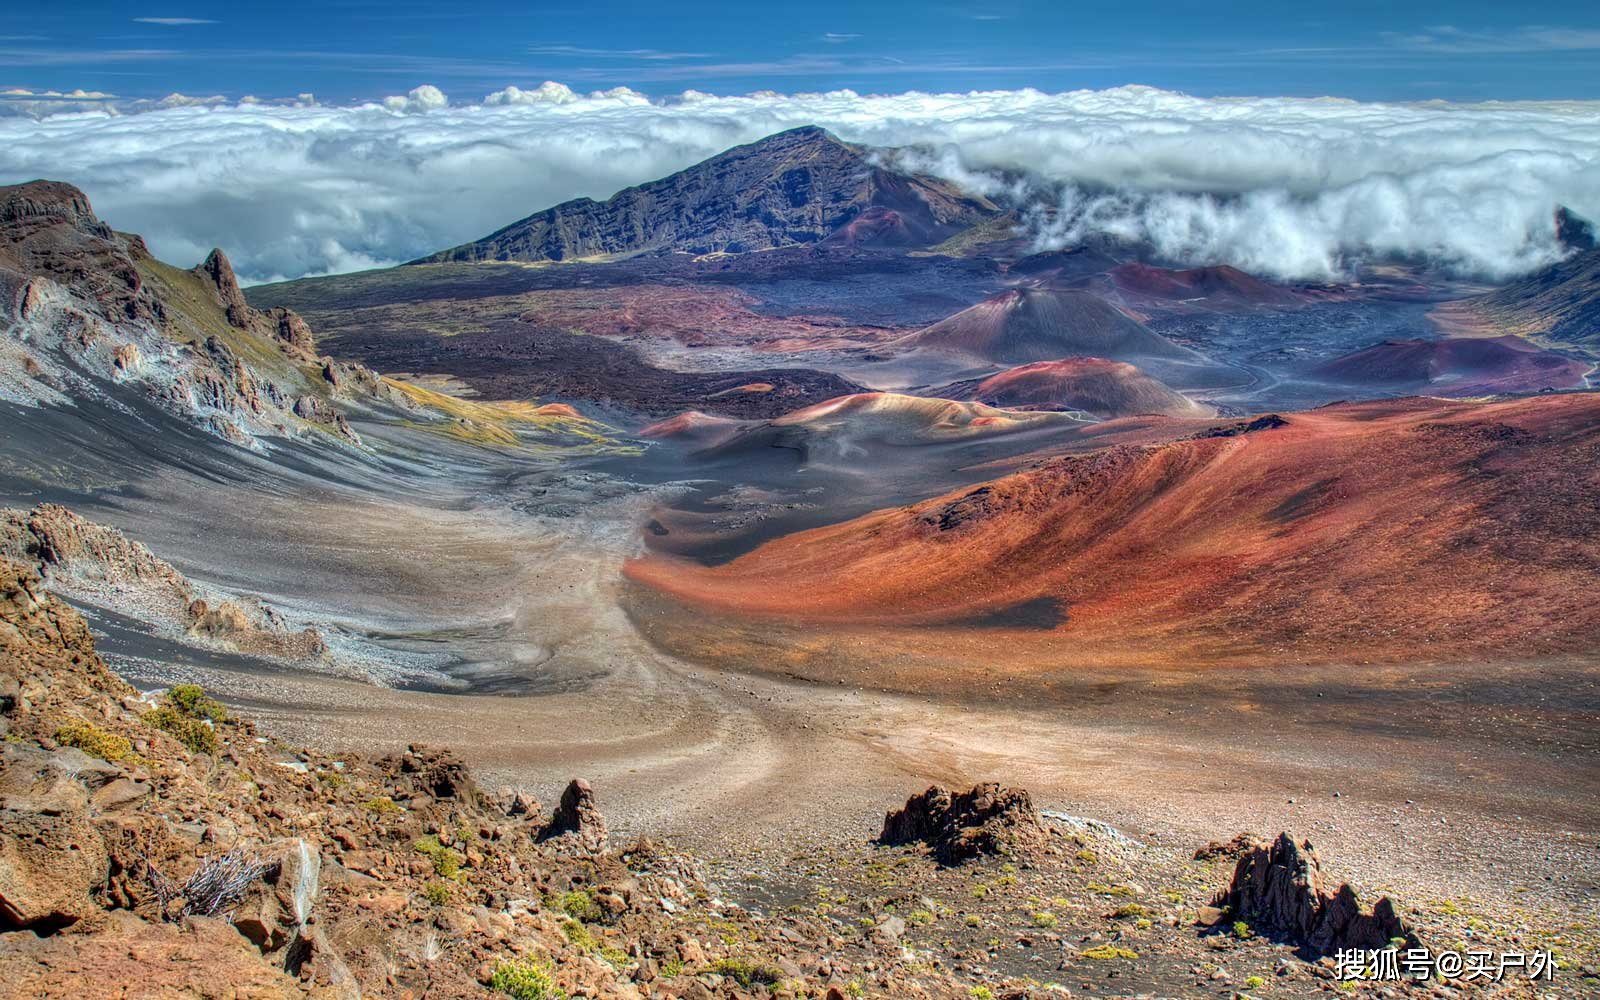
(561, 919, 596, 950)
(1031, 911, 1058, 929)
(845, 981, 864, 997)
(363, 795, 401, 815)
(489, 958, 565, 1000)
(422, 881, 450, 906)
(1075, 849, 1098, 864)
(1233, 919, 1254, 940)
(710, 957, 782, 988)
(964, 914, 982, 928)
(556, 888, 601, 922)
(970, 987, 995, 1000)
(907, 909, 935, 926)
(1134, 917, 1152, 930)
(1086, 881, 1135, 897)
(167, 683, 228, 722)
(413, 836, 464, 881)
(316, 770, 348, 789)
(143, 705, 219, 754)
(1111, 903, 1148, 919)
(1245, 975, 1266, 989)
(1080, 944, 1138, 960)
(971, 883, 989, 898)
(142, 848, 276, 920)
(54, 718, 133, 762)
(661, 957, 685, 977)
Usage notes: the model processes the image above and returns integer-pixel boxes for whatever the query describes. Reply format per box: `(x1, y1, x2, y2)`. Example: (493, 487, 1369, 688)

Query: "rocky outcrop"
(195, 248, 251, 328)
(0, 180, 383, 450)
(1194, 831, 1262, 862)
(538, 778, 609, 853)
(1211, 833, 1416, 954)
(0, 504, 328, 665)
(421, 126, 998, 263)
(878, 783, 1050, 864)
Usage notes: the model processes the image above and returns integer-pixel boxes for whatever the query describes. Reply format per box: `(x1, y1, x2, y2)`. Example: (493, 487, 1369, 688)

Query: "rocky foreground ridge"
(5, 514, 1565, 998)
(0, 180, 415, 450)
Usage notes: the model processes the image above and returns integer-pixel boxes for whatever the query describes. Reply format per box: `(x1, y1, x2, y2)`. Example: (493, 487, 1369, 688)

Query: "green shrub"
(561, 919, 596, 950)
(1111, 903, 1148, 919)
(660, 957, 685, 977)
(1075, 849, 1098, 864)
(710, 957, 783, 988)
(54, 719, 134, 762)
(1081, 944, 1138, 960)
(489, 958, 565, 1000)
(970, 987, 995, 1000)
(422, 881, 450, 906)
(363, 795, 401, 815)
(1233, 919, 1254, 939)
(167, 683, 228, 722)
(143, 706, 219, 754)
(555, 889, 601, 922)
(1245, 975, 1266, 989)
(907, 909, 935, 926)
(1030, 911, 1058, 929)
(413, 836, 464, 881)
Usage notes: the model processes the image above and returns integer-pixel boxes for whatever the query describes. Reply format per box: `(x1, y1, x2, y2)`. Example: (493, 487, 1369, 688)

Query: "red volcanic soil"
(639, 410, 749, 449)
(822, 206, 943, 247)
(626, 393, 1600, 670)
(939, 358, 1212, 418)
(1074, 262, 1307, 314)
(1309, 336, 1590, 396)
(904, 287, 1193, 364)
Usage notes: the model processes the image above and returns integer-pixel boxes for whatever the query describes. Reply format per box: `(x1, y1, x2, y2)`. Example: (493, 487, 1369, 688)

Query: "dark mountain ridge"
(417, 126, 999, 264)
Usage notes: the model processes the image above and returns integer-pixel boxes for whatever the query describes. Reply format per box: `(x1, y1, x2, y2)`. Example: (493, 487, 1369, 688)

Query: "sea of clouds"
(1, 82, 1596, 284)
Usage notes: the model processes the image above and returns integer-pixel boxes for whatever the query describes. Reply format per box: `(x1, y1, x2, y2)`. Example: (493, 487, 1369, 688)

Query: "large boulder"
(0, 744, 112, 932)
(539, 778, 608, 853)
(878, 783, 1049, 864)
(1211, 833, 1416, 954)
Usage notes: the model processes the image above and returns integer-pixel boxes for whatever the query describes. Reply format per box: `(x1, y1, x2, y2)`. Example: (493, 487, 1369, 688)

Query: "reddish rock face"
(1211, 833, 1415, 954)
(878, 783, 1049, 865)
(539, 778, 609, 854)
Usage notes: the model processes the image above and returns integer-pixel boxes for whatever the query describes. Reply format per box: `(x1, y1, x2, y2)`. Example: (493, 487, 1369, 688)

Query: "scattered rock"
(1195, 832, 1262, 862)
(878, 783, 1049, 864)
(539, 778, 609, 853)
(1211, 833, 1416, 954)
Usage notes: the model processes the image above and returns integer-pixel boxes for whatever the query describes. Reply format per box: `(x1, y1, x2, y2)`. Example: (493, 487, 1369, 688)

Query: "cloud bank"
(0, 83, 1594, 284)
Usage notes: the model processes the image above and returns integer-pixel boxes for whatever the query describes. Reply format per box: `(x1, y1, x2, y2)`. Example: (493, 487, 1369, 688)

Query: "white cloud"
(381, 84, 448, 114)
(0, 83, 1595, 284)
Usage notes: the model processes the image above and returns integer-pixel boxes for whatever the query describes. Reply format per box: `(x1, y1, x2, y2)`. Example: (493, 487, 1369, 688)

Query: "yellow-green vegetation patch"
(54, 718, 133, 762)
(1111, 903, 1148, 920)
(1030, 911, 1059, 929)
(143, 706, 219, 754)
(386, 377, 622, 452)
(1080, 944, 1138, 960)
(167, 683, 227, 722)
(414, 835, 465, 881)
(422, 881, 450, 906)
(489, 958, 566, 1000)
(554, 888, 601, 922)
(363, 795, 401, 815)
(710, 957, 783, 989)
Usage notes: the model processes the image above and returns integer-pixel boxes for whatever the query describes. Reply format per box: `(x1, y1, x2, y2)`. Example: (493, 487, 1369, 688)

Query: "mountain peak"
(418, 127, 997, 264)
(0, 180, 111, 240)
(1555, 205, 1596, 253)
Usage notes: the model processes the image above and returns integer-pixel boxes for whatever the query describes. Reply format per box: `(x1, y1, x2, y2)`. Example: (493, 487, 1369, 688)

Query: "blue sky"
(4, 1, 1599, 102)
